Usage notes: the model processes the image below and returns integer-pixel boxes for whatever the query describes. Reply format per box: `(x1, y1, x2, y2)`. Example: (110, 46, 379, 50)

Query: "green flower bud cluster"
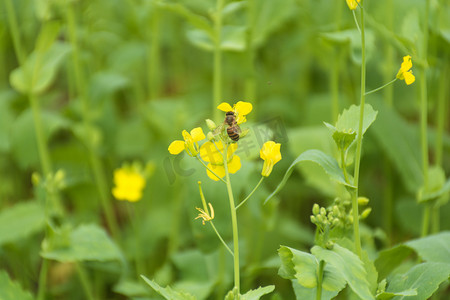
(310, 203, 341, 231)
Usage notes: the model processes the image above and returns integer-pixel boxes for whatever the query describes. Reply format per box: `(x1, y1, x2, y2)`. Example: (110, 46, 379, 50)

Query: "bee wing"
(213, 122, 226, 135)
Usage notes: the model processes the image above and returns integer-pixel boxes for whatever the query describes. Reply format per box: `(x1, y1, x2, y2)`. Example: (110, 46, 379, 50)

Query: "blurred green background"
(0, 0, 449, 299)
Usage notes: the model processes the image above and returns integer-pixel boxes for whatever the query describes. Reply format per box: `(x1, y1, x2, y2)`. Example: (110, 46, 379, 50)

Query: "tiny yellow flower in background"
(346, 0, 360, 10)
(260, 141, 282, 177)
(195, 203, 215, 225)
(112, 167, 146, 202)
(199, 140, 241, 181)
(396, 55, 415, 85)
(168, 127, 205, 156)
(217, 101, 253, 124)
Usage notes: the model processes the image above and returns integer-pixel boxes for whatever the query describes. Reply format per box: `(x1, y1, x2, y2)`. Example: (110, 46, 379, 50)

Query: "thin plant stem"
(4, 0, 26, 65)
(419, 0, 430, 237)
(126, 204, 145, 276)
(236, 177, 264, 210)
(435, 58, 448, 168)
(244, 0, 256, 103)
(365, 78, 397, 96)
(351, 3, 366, 258)
(341, 150, 350, 184)
(65, 4, 119, 238)
(316, 260, 325, 300)
(196, 156, 227, 184)
(76, 263, 96, 300)
(197, 182, 234, 257)
(148, 3, 161, 100)
(331, 52, 340, 124)
(223, 144, 240, 298)
(37, 259, 49, 300)
(213, 0, 225, 121)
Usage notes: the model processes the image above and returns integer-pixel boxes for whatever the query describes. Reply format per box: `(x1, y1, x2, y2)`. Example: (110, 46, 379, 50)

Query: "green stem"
(236, 177, 264, 210)
(126, 204, 145, 276)
(65, 4, 119, 238)
(76, 263, 96, 300)
(340, 150, 350, 184)
(421, 203, 431, 237)
(4, 0, 26, 65)
(198, 181, 234, 256)
(365, 78, 397, 96)
(419, 0, 430, 236)
(148, 3, 161, 100)
(351, 3, 365, 258)
(316, 260, 325, 300)
(331, 51, 340, 124)
(213, 0, 225, 121)
(435, 58, 448, 167)
(244, 0, 256, 103)
(196, 156, 227, 184)
(37, 259, 49, 300)
(223, 144, 240, 298)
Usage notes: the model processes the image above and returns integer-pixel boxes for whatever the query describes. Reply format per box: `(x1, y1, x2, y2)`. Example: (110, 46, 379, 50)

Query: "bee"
(225, 111, 241, 142)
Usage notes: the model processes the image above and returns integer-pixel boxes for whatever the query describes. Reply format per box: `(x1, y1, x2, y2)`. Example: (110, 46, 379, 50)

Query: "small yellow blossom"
(195, 203, 215, 225)
(112, 167, 146, 202)
(199, 140, 241, 181)
(217, 101, 253, 124)
(396, 55, 415, 85)
(346, 0, 360, 10)
(260, 141, 282, 177)
(168, 127, 205, 156)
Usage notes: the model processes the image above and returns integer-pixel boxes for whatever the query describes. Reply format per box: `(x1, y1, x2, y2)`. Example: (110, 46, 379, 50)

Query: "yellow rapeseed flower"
(195, 203, 215, 225)
(260, 141, 282, 177)
(346, 0, 360, 10)
(199, 140, 241, 181)
(112, 167, 146, 202)
(217, 101, 253, 124)
(396, 55, 415, 85)
(168, 127, 205, 156)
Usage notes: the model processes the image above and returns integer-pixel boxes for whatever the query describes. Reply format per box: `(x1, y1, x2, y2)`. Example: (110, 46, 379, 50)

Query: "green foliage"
(0, 271, 34, 300)
(141, 276, 197, 300)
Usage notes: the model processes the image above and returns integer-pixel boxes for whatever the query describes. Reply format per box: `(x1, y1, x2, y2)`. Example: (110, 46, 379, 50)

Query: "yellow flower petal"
(260, 141, 282, 177)
(227, 155, 241, 174)
(404, 71, 415, 85)
(235, 101, 253, 116)
(168, 140, 185, 155)
(217, 102, 233, 112)
(206, 163, 226, 181)
(190, 127, 205, 142)
(112, 167, 146, 202)
(346, 0, 360, 10)
(200, 141, 224, 164)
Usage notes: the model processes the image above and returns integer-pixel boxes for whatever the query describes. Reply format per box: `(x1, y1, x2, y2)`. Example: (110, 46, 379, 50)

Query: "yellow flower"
(346, 0, 360, 10)
(112, 167, 146, 202)
(260, 141, 282, 177)
(396, 55, 415, 85)
(195, 203, 215, 225)
(199, 140, 241, 181)
(168, 127, 205, 156)
(217, 101, 253, 124)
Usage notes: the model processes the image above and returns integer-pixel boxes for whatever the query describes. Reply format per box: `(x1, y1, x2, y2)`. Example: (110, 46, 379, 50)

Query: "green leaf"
(0, 201, 45, 246)
(241, 285, 275, 300)
(0, 270, 34, 300)
(291, 280, 339, 300)
(375, 245, 414, 281)
(265, 149, 354, 204)
(386, 262, 450, 300)
(41, 224, 121, 262)
(405, 231, 450, 264)
(335, 104, 378, 137)
(371, 100, 423, 194)
(376, 289, 417, 300)
(10, 42, 71, 95)
(312, 245, 375, 300)
(0, 91, 16, 152)
(186, 25, 246, 52)
(113, 280, 149, 297)
(140, 276, 197, 300)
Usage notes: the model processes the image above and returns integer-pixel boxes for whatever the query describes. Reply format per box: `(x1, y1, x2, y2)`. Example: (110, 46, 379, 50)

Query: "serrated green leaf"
(0, 201, 45, 246)
(386, 262, 450, 300)
(0, 271, 34, 300)
(335, 104, 378, 137)
(10, 42, 71, 95)
(241, 285, 275, 300)
(140, 276, 197, 300)
(312, 245, 375, 300)
(405, 231, 450, 264)
(265, 149, 354, 204)
(41, 224, 121, 262)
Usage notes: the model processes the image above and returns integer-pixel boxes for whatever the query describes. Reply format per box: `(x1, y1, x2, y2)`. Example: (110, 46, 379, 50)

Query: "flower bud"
(316, 215, 323, 223)
(361, 207, 372, 219)
(332, 205, 340, 217)
(320, 207, 326, 216)
(312, 204, 320, 215)
(310, 215, 317, 224)
(358, 197, 369, 206)
(31, 172, 41, 186)
(206, 119, 217, 131)
(207, 132, 215, 141)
